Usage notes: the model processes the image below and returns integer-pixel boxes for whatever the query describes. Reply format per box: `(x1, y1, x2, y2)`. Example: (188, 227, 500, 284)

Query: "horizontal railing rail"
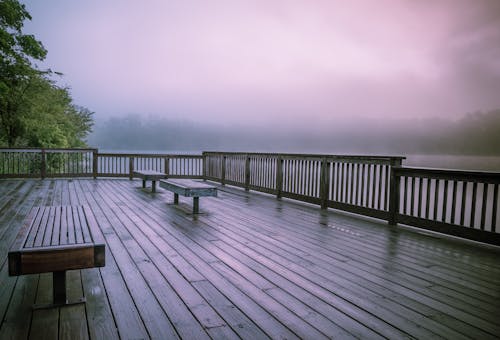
(389, 166, 500, 245)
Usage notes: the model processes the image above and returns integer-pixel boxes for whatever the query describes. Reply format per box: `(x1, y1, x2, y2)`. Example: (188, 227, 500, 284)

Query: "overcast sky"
(22, 0, 500, 127)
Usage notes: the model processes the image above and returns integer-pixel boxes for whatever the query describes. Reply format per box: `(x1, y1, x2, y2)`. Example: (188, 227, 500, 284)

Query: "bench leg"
(53, 270, 67, 305)
(142, 179, 146, 188)
(152, 180, 156, 193)
(32, 270, 86, 310)
(193, 197, 199, 214)
(174, 193, 179, 204)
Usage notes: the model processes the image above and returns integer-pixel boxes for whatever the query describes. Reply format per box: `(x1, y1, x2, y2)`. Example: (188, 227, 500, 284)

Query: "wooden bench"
(133, 170, 166, 193)
(8, 205, 105, 309)
(159, 179, 217, 214)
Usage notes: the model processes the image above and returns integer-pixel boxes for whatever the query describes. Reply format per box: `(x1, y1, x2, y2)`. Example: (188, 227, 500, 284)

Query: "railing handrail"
(0, 147, 97, 153)
(97, 153, 202, 158)
(203, 151, 406, 161)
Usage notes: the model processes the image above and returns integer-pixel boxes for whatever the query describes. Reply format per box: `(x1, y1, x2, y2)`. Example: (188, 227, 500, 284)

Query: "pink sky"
(22, 0, 500, 127)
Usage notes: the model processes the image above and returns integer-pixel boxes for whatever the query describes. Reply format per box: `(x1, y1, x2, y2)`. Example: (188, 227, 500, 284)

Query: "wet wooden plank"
(1, 179, 499, 339)
(29, 273, 59, 339)
(59, 271, 89, 340)
(81, 268, 119, 340)
(0, 275, 38, 339)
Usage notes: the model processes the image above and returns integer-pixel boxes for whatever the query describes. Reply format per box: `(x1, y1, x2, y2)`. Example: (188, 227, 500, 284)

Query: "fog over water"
(89, 110, 500, 171)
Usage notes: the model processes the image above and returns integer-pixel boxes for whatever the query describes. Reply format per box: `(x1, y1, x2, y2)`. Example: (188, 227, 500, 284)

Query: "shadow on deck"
(0, 179, 499, 339)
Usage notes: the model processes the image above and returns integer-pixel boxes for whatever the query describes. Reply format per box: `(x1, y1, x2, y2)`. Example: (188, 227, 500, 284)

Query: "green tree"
(19, 75, 93, 147)
(0, 0, 93, 147)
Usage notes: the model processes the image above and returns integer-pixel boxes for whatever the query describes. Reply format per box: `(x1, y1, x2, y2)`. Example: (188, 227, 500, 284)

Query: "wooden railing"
(2, 148, 499, 245)
(389, 167, 500, 245)
(0, 149, 202, 179)
(0, 148, 97, 178)
(203, 152, 404, 220)
(97, 153, 203, 178)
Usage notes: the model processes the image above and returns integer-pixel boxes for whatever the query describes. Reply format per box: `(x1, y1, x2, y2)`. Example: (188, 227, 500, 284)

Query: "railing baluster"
(493, 184, 498, 232)
(451, 180, 457, 224)
(433, 179, 439, 221)
(480, 184, 488, 230)
(418, 177, 423, 218)
(403, 176, 408, 215)
(411, 177, 416, 216)
(471, 182, 478, 228)
(460, 182, 467, 226)
(442, 180, 449, 222)
(425, 178, 431, 219)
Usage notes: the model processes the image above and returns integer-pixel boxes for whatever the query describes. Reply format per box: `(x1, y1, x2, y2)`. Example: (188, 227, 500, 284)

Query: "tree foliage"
(0, 0, 93, 147)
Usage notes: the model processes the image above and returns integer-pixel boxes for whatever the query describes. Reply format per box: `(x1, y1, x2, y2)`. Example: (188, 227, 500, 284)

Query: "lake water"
(404, 154, 500, 171)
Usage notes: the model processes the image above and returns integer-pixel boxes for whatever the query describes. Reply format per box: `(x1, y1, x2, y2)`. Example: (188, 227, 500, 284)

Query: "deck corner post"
(40, 148, 46, 179)
(202, 152, 207, 180)
(221, 155, 226, 185)
(92, 149, 98, 179)
(129, 156, 134, 180)
(276, 156, 283, 199)
(245, 155, 250, 191)
(320, 157, 330, 210)
(388, 166, 401, 225)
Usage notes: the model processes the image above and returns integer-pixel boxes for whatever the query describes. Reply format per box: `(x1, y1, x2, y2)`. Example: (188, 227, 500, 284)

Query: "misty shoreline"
(88, 110, 500, 163)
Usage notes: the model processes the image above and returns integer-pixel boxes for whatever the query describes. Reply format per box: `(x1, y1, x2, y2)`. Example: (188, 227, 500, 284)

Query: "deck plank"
(0, 178, 499, 339)
(30, 273, 59, 339)
(200, 199, 498, 337)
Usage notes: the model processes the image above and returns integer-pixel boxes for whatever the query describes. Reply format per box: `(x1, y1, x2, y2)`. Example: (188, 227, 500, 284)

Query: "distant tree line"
(0, 0, 93, 148)
(88, 109, 500, 156)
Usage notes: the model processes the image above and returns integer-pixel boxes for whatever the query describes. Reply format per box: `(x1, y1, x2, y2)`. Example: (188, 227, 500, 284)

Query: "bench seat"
(133, 170, 166, 192)
(160, 179, 217, 214)
(8, 205, 105, 309)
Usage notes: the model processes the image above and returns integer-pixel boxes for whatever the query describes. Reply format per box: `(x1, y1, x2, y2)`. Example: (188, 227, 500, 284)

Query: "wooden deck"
(0, 179, 499, 339)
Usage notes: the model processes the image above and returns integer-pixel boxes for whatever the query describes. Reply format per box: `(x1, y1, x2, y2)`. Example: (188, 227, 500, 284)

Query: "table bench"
(133, 170, 167, 193)
(8, 205, 105, 309)
(160, 179, 217, 214)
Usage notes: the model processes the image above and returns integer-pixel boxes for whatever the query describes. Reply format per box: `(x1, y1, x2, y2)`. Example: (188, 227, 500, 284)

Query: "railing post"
(276, 156, 283, 199)
(388, 166, 401, 225)
(202, 153, 207, 180)
(221, 155, 226, 185)
(92, 149, 98, 179)
(129, 156, 134, 180)
(40, 149, 46, 179)
(164, 156, 170, 178)
(245, 155, 250, 191)
(319, 157, 330, 209)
